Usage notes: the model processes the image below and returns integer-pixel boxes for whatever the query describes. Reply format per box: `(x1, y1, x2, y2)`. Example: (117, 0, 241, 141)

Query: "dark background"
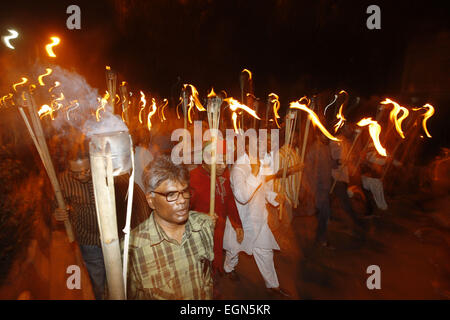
(0, 0, 449, 149)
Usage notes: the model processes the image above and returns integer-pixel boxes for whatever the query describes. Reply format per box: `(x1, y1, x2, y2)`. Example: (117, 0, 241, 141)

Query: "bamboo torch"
(105, 66, 117, 115)
(297, 96, 314, 193)
(89, 131, 131, 300)
(278, 110, 297, 220)
(329, 128, 362, 194)
(119, 82, 130, 125)
(17, 91, 75, 242)
(207, 91, 222, 217)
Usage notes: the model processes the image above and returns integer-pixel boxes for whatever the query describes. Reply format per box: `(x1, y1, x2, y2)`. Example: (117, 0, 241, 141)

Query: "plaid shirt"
(126, 211, 215, 300)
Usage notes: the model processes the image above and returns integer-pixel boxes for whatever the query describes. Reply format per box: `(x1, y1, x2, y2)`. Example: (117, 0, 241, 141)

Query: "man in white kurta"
(223, 152, 288, 296)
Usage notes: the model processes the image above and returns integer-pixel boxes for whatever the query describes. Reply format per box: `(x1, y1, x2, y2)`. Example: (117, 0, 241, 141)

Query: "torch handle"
(209, 135, 217, 217)
(25, 93, 75, 243)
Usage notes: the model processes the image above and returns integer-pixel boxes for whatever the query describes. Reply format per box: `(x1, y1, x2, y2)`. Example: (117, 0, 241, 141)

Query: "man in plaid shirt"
(127, 155, 215, 299)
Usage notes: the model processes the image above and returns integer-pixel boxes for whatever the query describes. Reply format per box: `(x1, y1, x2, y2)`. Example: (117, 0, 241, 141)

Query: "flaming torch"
(45, 36, 60, 58)
(15, 91, 75, 242)
(224, 97, 261, 134)
(381, 98, 410, 139)
(146, 98, 157, 131)
(119, 82, 130, 124)
(269, 93, 281, 128)
(334, 90, 348, 133)
(105, 66, 117, 114)
(38, 68, 53, 86)
(138, 91, 146, 124)
(357, 118, 387, 157)
(413, 103, 435, 138)
(206, 89, 223, 217)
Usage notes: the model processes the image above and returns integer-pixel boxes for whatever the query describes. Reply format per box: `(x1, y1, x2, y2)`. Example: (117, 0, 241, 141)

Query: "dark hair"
(142, 155, 189, 194)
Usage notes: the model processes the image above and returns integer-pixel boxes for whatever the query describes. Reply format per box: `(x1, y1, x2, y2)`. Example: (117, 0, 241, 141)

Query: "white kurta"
(223, 153, 280, 255)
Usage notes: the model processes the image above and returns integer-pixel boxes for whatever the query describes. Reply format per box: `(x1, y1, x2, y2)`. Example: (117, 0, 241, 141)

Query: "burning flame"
(413, 103, 435, 138)
(207, 88, 216, 98)
(176, 97, 182, 120)
(184, 84, 206, 124)
(138, 91, 147, 124)
(38, 104, 54, 120)
(160, 99, 168, 122)
(381, 98, 409, 139)
(29, 84, 37, 93)
(45, 37, 60, 58)
(2, 29, 19, 49)
(334, 90, 348, 133)
(96, 91, 110, 121)
(224, 97, 261, 133)
(49, 81, 61, 93)
(38, 68, 53, 86)
(269, 93, 281, 128)
(12, 77, 28, 91)
(242, 69, 252, 81)
(290, 98, 340, 141)
(147, 98, 157, 130)
(66, 100, 79, 121)
(106, 66, 111, 70)
(115, 94, 120, 104)
(51, 92, 65, 111)
(357, 118, 387, 157)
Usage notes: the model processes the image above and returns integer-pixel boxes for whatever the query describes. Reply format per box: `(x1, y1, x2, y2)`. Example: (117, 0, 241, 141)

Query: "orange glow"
(357, 118, 387, 157)
(242, 68, 252, 81)
(413, 103, 435, 138)
(115, 94, 120, 104)
(48, 81, 61, 93)
(45, 37, 60, 57)
(12, 77, 28, 91)
(147, 98, 157, 131)
(38, 104, 54, 120)
(176, 97, 182, 120)
(38, 68, 52, 86)
(106, 66, 111, 70)
(96, 91, 110, 121)
(138, 91, 147, 124)
(334, 90, 348, 133)
(51, 92, 65, 111)
(381, 98, 409, 139)
(224, 97, 261, 133)
(29, 84, 37, 93)
(160, 99, 168, 122)
(184, 84, 206, 111)
(269, 93, 281, 128)
(290, 99, 340, 141)
(208, 88, 217, 98)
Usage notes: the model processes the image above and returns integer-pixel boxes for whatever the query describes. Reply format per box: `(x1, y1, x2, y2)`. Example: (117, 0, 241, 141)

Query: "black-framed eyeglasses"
(151, 189, 192, 202)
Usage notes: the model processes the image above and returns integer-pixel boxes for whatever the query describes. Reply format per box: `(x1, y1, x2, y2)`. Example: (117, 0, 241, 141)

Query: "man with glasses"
(53, 152, 105, 300)
(126, 155, 215, 300)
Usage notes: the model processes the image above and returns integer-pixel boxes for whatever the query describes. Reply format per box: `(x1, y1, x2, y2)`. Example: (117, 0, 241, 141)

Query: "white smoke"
(30, 64, 128, 136)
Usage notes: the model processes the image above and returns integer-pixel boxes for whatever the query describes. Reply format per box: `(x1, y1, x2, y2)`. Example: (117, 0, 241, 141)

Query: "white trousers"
(224, 248, 279, 289)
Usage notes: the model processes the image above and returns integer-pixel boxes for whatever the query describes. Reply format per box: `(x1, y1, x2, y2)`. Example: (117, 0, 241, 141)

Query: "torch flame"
(357, 117, 387, 157)
(2, 29, 19, 49)
(38, 104, 54, 120)
(49, 81, 61, 93)
(12, 77, 28, 91)
(207, 88, 217, 98)
(289, 99, 340, 141)
(45, 36, 60, 58)
(242, 69, 252, 81)
(413, 103, 435, 138)
(38, 68, 53, 86)
(334, 90, 348, 133)
(96, 91, 110, 121)
(381, 98, 409, 139)
(147, 98, 157, 130)
(115, 94, 120, 104)
(269, 93, 281, 128)
(224, 97, 261, 133)
(160, 99, 168, 122)
(51, 92, 65, 111)
(138, 91, 147, 124)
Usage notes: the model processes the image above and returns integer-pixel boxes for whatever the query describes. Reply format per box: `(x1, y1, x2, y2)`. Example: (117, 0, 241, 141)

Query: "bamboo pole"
(207, 95, 222, 217)
(293, 111, 302, 207)
(297, 97, 314, 193)
(329, 129, 362, 194)
(119, 83, 130, 124)
(89, 140, 125, 300)
(106, 67, 117, 114)
(21, 92, 75, 242)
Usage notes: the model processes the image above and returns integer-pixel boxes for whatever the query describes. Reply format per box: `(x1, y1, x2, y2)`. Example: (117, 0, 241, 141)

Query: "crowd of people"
(50, 92, 415, 300)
